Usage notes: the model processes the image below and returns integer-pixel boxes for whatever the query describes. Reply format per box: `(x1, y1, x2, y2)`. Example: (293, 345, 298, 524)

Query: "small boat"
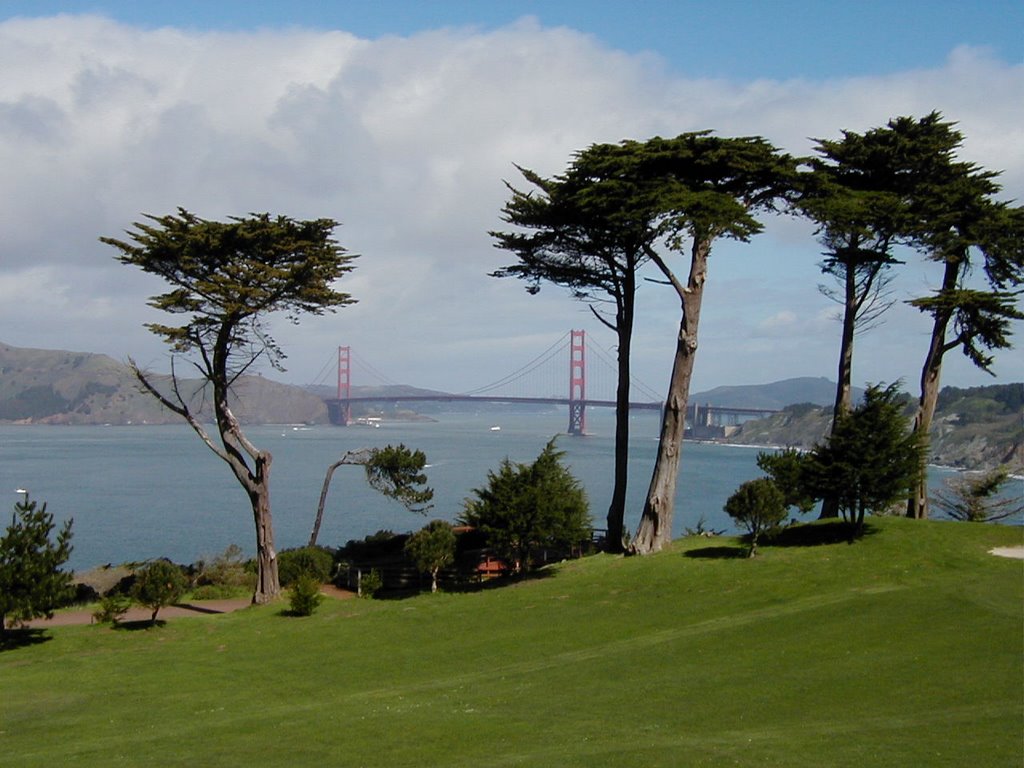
(490, 425, 501, 431)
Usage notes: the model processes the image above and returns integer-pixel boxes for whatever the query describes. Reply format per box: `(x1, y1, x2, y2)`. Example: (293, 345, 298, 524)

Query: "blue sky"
(4, 0, 1022, 78)
(0, 2, 1021, 394)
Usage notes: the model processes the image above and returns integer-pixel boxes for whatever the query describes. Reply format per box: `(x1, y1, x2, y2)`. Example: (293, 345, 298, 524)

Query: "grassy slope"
(1, 517, 1021, 767)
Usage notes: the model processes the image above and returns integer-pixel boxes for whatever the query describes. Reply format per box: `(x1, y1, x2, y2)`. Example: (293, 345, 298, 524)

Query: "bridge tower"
(567, 329, 586, 435)
(334, 345, 352, 426)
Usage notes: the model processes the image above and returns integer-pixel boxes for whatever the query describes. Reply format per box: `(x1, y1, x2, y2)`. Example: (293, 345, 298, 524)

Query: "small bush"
(132, 560, 187, 622)
(288, 574, 324, 616)
(193, 544, 253, 590)
(92, 594, 132, 625)
(278, 546, 335, 587)
(359, 568, 382, 598)
(724, 478, 787, 557)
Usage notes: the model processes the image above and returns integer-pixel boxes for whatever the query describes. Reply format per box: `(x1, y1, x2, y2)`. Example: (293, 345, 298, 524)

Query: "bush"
(405, 520, 457, 593)
(278, 546, 335, 587)
(132, 560, 187, 622)
(724, 478, 787, 557)
(193, 544, 254, 591)
(92, 594, 132, 625)
(358, 568, 382, 598)
(288, 574, 324, 616)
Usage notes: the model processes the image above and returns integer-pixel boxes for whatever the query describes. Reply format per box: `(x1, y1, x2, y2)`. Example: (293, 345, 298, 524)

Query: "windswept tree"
(898, 115, 1024, 518)
(629, 133, 799, 554)
(104, 209, 357, 603)
(491, 147, 663, 553)
(309, 444, 433, 547)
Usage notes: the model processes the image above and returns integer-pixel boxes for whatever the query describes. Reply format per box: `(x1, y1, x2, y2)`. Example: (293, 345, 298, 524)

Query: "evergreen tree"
(104, 209, 357, 603)
(723, 478, 787, 557)
(132, 560, 188, 623)
(804, 384, 924, 532)
(0, 496, 74, 634)
(460, 438, 591, 573)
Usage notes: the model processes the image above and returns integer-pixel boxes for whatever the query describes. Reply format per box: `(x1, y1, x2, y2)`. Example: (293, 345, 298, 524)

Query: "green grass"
(1, 517, 1021, 767)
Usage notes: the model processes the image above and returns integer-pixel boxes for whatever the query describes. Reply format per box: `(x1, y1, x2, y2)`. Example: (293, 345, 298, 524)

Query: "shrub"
(358, 568, 382, 598)
(92, 594, 132, 625)
(132, 560, 187, 622)
(288, 574, 324, 616)
(193, 544, 253, 590)
(278, 546, 335, 587)
(724, 478, 787, 557)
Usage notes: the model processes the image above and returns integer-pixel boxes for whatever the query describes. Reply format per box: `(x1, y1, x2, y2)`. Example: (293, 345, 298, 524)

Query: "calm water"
(0, 408, 959, 570)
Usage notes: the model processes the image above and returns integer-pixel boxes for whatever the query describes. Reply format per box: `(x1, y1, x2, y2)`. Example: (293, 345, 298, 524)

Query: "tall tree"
(0, 496, 73, 635)
(491, 148, 662, 553)
(629, 134, 798, 554)
(104, 209, 357, 604)
(899, 116, 1024, 518)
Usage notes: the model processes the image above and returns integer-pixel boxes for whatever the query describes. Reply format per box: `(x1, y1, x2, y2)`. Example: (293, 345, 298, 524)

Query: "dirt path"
(26, 585, 355, 628)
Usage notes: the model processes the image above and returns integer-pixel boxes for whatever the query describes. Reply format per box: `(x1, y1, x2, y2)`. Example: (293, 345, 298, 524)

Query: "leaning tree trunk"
(907, 260, 959, 519)
(606, 308, 635, 553)
(631, 239, 710, 555)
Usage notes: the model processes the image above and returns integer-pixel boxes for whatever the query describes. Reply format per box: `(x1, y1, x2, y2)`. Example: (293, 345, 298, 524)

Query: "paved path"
(27, 585, 355, 628)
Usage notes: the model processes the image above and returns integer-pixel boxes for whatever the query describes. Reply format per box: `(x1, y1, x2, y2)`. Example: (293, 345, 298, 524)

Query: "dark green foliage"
(933, 467, 1024, 523)
(723, 478, 788, 556)
(287, 574, 324, 616)
(460, 438, 591, 573)
(132, 560, 187, 622)
(404, 520, 457, 593)
(0, 497, 74, 633)
(92, 594, 132, 625)
(804, 384, 926, 530)
(278, 546, 335, 587)
(364, 445, 434, 513)
(936, 383, 1024, 417)
(757, 448, 816, 514)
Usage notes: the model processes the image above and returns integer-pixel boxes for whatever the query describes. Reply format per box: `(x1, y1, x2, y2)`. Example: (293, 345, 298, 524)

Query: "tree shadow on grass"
(112, 619, 166, 631)
(765, 520, 880, 548)
(0, 627, 53, 651)
(683, 545, 749, 560)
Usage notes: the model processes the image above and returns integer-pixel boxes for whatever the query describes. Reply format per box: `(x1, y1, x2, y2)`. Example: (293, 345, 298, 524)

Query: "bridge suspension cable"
(580, 337, 663, 403)
(458, 331, 572, 396)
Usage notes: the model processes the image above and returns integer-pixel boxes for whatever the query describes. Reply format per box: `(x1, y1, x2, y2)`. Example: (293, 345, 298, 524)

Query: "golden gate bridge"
(319, 330, 778, 435)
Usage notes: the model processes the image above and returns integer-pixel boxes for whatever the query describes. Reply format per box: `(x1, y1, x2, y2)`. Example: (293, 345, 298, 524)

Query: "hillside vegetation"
(1, 517, 1021, 767)
(731, 383, 1023, 471)
(0, 342, 328, 425)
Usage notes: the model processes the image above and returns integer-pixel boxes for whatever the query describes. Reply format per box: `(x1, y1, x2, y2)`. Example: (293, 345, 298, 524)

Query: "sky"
(1, 1, 1022, 398)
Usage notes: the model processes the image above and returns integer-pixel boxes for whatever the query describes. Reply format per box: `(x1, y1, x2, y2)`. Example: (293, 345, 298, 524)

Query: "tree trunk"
(631, 238, 709, 555)
(820, 265, 859, 519)
(430, 568, 439, 593)
(907, 260, 959, 519)
(605, 310, 634, 553)
(250, 452, 280, 604)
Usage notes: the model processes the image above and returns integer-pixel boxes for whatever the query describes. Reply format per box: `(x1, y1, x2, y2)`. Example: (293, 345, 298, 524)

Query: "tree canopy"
(0, 496, 73, 634)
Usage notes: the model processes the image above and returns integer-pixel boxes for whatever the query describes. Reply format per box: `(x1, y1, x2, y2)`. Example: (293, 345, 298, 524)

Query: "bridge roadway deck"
(326, 395, 779, 415)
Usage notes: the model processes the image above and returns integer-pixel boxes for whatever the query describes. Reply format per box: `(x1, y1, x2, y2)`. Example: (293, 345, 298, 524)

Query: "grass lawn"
(1, 517, 1021, 766)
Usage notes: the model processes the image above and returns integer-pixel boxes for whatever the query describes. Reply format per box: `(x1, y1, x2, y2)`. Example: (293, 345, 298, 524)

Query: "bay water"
(0, 408, 958, 571)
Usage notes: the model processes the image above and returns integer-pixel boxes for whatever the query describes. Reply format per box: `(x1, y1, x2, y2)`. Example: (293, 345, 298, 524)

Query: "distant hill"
(690, 377, 864, 410)
(0, 342, 329, 425)
(730, 383, 1023, 472)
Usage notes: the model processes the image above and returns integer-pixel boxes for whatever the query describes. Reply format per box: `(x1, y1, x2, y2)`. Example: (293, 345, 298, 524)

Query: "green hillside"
(2, 517, 1021, 767)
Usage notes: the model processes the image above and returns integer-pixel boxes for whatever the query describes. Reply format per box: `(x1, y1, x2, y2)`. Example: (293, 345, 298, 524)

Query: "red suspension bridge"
(321, 330, 778, 435)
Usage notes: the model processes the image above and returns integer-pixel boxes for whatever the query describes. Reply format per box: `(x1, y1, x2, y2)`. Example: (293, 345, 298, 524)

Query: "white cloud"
(0, 15, 1021, 396)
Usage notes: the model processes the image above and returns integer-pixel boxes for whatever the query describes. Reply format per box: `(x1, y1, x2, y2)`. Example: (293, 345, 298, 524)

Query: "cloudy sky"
(1, 1, 1021, 400)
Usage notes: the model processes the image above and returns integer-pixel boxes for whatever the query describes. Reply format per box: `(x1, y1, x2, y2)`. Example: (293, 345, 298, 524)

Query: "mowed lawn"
(1, 517, 1021, 767)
